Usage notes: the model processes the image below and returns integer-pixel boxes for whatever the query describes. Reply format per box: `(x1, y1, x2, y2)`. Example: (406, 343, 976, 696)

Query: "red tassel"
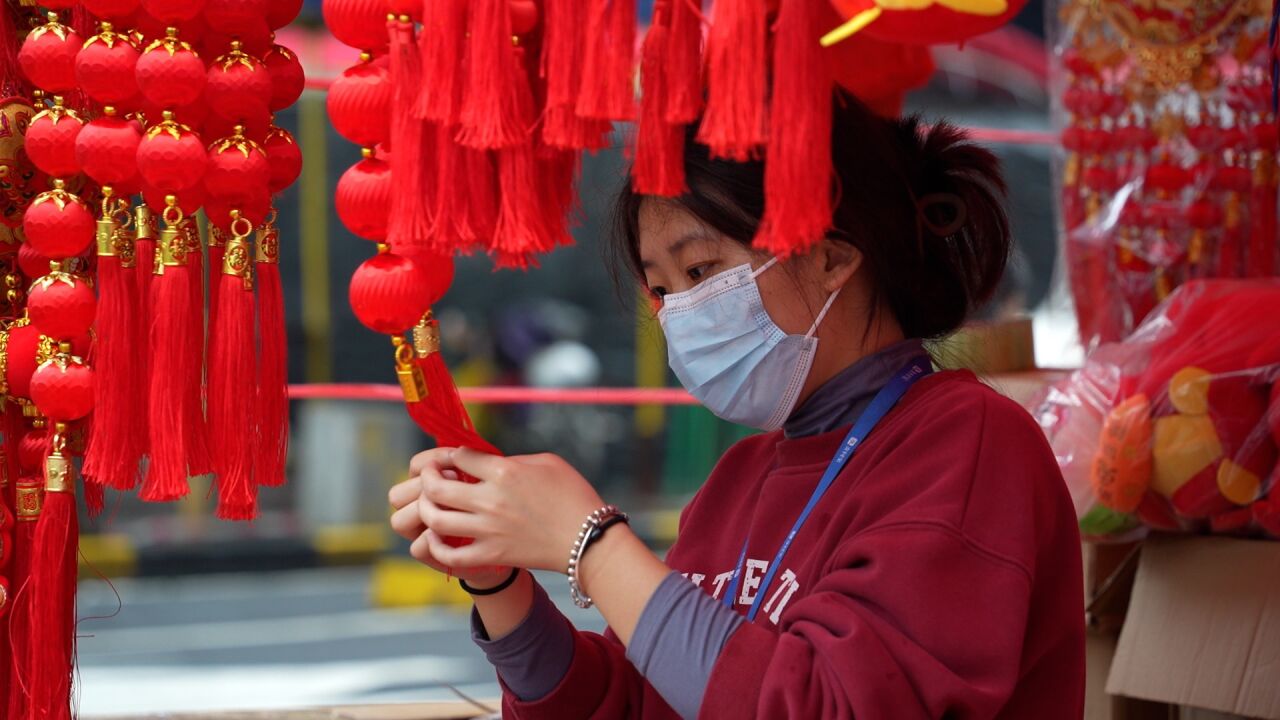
(184, 224, 212, 479)
(7, 471, 40, 720)
(463, 147, 499, 250)
(0, 0, 22, 96)
(389, 17, 435, 252)
(398, 321, 498, 455)
(427, 130, 466, 253)
(697, 0, 766, 161)
(209, 218, 257, 520)
(26, 431, 77, 720)
(208, 229, 226, 344)
(756, 0, 833, 257)
(415, 0, 467, 124)
(634, 6, 686, 197)
(141, 218, 195, 502)
(537, 148, 579, 248)
(577, 0, 637, 121)
(458, 0, 532, 150)
(541, 0, 613, 150)
(664, 0, 703, 124)
(254, 222, 288, 488)
(492, 46, 549, 267)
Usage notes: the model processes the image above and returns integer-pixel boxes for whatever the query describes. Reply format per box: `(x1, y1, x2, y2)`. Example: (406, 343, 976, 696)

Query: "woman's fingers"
(418, 495, 489, 538)
(390, 502, 425, 541)
(409, 446, 459, 479)
(388, 477, 422, 509)
(421, 469, 488, 512)
(424, 529, 491, 568)
(450, 447, 511, 483)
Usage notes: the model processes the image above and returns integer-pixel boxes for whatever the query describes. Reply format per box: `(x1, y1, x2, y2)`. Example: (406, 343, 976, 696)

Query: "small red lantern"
(27, 272, 97, 339)
(206, 43, 273, 125)
(336, 152, 390, 240)
(322, 0, 388, 51)
(18, 244, 56, 282)
(5, 321, 42, 401)
(267, 0, 303, 29)
(142, 95, 208, 133)
(263, 125, 302, 193)
(76, 25, 141, 106)
(141, 0, 206, 23)
(136, 30, 206, 109)
(25, 103, 84, 178)
(18, 14, 82, 93)
(204, 113, 270, 144)
(136, 114, 208, 192)
(326, 58, 391, 148)
(203, 25, 273, 58)
(822, 0, 1029, 47)
(30, 354, 95, 422)
(349, 252, 434, 334)
(204, 191, 271, 230)
(204, 129, 270, 200)
(83, 0, 141, 20)
(263, 44, 305, 112)
(76, 112, 144, 186)
(24, 182, 95, 258)
(142, 182, 204, 216)
(204, 0, 268, 35)
(415, 252, 455, 305)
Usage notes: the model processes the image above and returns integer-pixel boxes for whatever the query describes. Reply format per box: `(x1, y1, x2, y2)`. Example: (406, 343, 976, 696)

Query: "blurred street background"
(76, 0, 1067, 716)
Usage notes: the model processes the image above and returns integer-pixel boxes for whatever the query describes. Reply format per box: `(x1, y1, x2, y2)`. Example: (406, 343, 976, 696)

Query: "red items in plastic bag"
(1035, 279, 1280, 540)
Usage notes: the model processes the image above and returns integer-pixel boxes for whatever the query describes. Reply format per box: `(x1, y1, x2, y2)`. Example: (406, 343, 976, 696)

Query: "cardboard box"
(1107, 537, 1280, 719)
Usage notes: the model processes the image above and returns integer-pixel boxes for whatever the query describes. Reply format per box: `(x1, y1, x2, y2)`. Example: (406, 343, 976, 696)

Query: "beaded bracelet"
(567, 504, 629, 609)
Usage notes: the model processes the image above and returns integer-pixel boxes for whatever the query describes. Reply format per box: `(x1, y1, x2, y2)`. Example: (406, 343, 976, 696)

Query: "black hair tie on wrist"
(460, 568, 522, 596)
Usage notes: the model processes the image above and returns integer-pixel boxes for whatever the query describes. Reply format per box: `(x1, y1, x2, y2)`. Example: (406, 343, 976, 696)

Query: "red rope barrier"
(288, 384, 701, 405)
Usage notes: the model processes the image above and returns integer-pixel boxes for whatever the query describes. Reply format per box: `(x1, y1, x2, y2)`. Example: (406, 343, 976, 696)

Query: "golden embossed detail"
(255, 225, 279, 264)
(0, 327, 9, 397)
(16, 481, 42, 520)
(412, 314, 441, 358)
(393, 337, 428, 402)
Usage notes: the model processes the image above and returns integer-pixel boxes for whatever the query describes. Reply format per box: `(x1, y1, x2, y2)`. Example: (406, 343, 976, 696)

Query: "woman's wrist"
(575, 525, 672, 646)
(472, 568, 536, 642)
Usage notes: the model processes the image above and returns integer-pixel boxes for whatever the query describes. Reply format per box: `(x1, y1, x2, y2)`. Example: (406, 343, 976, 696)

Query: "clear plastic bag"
(1034, 279, 1280, 540)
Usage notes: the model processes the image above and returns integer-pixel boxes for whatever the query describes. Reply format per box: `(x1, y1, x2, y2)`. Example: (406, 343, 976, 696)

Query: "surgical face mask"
(657, 258, 840, 431)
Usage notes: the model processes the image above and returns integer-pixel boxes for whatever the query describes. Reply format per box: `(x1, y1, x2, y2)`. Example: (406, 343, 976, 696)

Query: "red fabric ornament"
(76, 113, 143, 186)
(24, 183, 95, 258)
(415, 252, 454, 305)
(18, 244, 56, 282)
(203, 23, 273, 58)
(323, 0, 389, 51)
(349, 252, 433, 334)
(137, 115, 207, 193)
(204, 191, 270, 229)
(142, 95, 208, 133)
(204, 112, 270, 144)
(204, 130, 270, 200)
(336, 152, 390, 240)
(263, 125, 302, 192)
(136, 31, 206, 109)
(326, 59, 391, 147)
(204, 0, 268, 35)
(84, 0, 141, 20)
(30, 355, 94, 422)
(142, 0, 207, 23)
(133, 12, 206, 41)
(27, 272, 96, 339)
(268, 0, 303, 29)
(824, 0, 1028, 47)
(19, 15, 82, 93)
(457, 0, 532, 150)
(263, 44, 305, 112)
(18, 428, 46, 470)
(386, 0, 421, 22)
(206, 43, 272, 125)
(76, 25, 140, 106)
(5, 322, 41, 400)
(142, 181, 203, 216)
(25, 104, 83, 178)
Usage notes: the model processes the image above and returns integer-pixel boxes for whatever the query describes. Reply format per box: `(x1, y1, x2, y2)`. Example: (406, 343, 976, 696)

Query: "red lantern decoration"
(76, 25, 141, 106)
(27, 272, 97, 339)
(263, 125, 302, 193)
(349, 252, 434, 334)
(141, 0, 207, 23)
(30, 354, 95, 422)
(25, 103, 84, 178)
(83, 0, 141, 20)
(322, 0, 388, 50)
(336, 152, 391, 240)
(133, 12, 206, 41)
(823, 0, 1029, 47)
(142, 95, 209, 133)
(204, 130, 270, 200)
(204, 0, 268, 35)
(142, 181, 204, 216)
(206, 43, 273, 125)
(263, 44, 305, 112)
(24, 182, 95, 258)
(326, 58, 391, 148)
(136, 30, 207, 109)
(18, 244, 56, 282)
(204, 112, 270, 144)
(76, 113, 144, 186)
(136, 114, 208, 192)
(5, 322, 42, 400)
(386, 0, 421, 22)
(204, 191, 271, 230)
(267, 0, 303, 29)
(203, 24, 273, 58)
(415, 252, 455, 305)
(18, 14, 82, 93)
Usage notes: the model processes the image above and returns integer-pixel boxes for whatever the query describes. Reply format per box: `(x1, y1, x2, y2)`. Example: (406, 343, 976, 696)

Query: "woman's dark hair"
(612, 89, 1010, 340)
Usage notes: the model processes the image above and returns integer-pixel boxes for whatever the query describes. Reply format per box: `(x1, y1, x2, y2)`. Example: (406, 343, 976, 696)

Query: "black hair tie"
(917, 193, 968, 237)
(460, 568, 522, 596)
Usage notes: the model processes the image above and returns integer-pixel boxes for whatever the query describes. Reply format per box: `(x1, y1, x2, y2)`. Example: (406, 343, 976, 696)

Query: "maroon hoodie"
(503, 370, 1085, 719)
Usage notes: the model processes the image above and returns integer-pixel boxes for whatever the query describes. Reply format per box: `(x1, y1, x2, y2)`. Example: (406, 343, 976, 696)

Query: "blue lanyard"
(722, 358, 932, 621)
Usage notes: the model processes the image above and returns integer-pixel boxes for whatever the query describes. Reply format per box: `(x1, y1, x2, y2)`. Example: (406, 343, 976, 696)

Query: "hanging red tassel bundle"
(208, 211, 257, 519)
(697, 0, 766, 161)
(254, 217, 287, 487)
(386, 14, 433, 253)
(457, 0, 532, 151)
(540, 0, 611, 150)
(634, 2, 685, 197)
(577, 0, 636, 121)
(663, 0, 702, 124)
(414, 0, 466, 124)
(8, 424, 46, 720)
(755, 0, 833, 258)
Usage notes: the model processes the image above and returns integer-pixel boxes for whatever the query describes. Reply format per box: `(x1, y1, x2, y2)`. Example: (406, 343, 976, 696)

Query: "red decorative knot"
(136, 29, 207, 109)
(25, 102, 84, 178)
(323, 0, 389, 51)
(141, 0, 207, 24)
(336, 152, 390, 240)
(28, 272, 97, 339)
(206, 42, 273, 126)
(30, 353, 95, 422)
(142, 182, 203, 216)
(326, 58, 391, 148)
(263, 44, 305, 112)
(83, 0, 142, 21)
(136, 113, 208, 193)
(268, 0, 303, 29)
(18, 14, 82, 93)
(349, 252, 435, 335)
(24, 182, 95, 258)
(263, 125, 302, 193)
(77, 113, 144, 186)
(204, 0, 268, 35)
(76, 25, 141, 106)
(204, 128, 270, 201)
(205, 191, 271, 230)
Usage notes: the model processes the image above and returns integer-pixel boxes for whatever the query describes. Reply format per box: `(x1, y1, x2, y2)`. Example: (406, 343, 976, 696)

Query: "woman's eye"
(650, 287, 668, 299)
(687, 264, 711, 282)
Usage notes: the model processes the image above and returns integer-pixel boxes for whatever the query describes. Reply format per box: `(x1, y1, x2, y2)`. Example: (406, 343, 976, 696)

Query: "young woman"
(388, 94, 1086, 719)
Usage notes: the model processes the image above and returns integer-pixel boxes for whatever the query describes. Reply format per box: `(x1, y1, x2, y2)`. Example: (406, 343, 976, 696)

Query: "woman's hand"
(415, 448, 607, 574)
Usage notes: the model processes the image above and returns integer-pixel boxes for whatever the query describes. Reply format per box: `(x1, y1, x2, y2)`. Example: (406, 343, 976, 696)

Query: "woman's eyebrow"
(640, 231, 707, 270)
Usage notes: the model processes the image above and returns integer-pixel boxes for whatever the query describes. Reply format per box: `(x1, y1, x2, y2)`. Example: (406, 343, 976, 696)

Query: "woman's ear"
(819, 238, 862, 293)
